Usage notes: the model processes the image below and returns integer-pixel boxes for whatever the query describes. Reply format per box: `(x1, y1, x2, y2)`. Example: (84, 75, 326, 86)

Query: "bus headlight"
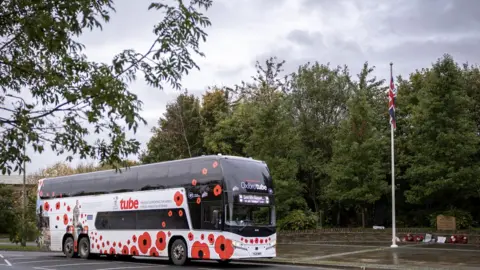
(232, 240, 243, 247)
(270, 240, 276, 246)
(232, 240, 247, 250)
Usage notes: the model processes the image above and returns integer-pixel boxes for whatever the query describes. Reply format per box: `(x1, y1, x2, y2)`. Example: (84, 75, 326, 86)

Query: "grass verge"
(0, 244, 42, 251)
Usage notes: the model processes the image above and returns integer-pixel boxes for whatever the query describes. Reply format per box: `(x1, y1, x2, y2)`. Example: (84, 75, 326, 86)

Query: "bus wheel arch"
(168, 236, 189, 266)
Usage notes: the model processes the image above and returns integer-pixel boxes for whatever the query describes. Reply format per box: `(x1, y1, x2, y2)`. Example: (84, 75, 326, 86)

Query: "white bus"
(36, 155, 276, 265)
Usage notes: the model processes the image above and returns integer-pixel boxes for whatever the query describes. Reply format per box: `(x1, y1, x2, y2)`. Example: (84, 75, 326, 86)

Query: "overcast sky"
(25, 0, 480, 174)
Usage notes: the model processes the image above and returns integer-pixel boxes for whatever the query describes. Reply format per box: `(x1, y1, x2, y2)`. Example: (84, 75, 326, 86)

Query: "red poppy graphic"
(119, 242, 122, 247)
(149, 247, 159, 257)
(168, 231, 172, 237)
(106, 240, 110, 246)
(188, 232, 194, 242)
(121, 245, 129, 255)
(212, 161, 218, 168)
(213, 185, 222, 196)
(208, 234, 215, 245)
(192, 179, 197, 186)
(109, 247, 116, 255)
(168, 210, 172, 217)
(43, 202, 50, 211)
(127, 240, 131, 245)
(191, 241, 210, 259)
(155, 231, 167, 251)
(214, 235, 234, 260)
(100, 235, 103, 241)
(174, 191, 184, 206)
(63, 214, 68, 225)
(91, 244, 95, 249)
(196, 197, 201, 204)
(97, 244, 100, 250)
(161, 221, 166, 228)
(55, 202, 60, 210)
(202, 168, 208, 175)
(67, 206, 71, 212)
(260, 239, 264, 244)
(178, 210, 184, 217)
(113, 242, 116, 247)
(244, 238, 248, 243)
(64, 202, 66, 206)
(138, 232, 152, 254)
(130, 246, 139, 256)
(102, 242, 105, 248)
(201, 234, 204, 240)
(132, 235, 137, 243)
(56, 216, 60, 221)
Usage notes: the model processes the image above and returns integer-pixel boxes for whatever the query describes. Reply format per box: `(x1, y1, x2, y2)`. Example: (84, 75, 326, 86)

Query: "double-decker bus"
(36, 155, 276, 266)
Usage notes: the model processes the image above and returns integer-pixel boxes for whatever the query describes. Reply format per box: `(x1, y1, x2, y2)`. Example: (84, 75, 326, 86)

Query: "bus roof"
(40, 154, 264, 183)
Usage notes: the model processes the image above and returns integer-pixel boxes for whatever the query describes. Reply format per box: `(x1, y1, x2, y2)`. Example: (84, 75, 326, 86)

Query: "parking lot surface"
(0, 251, 333, 270)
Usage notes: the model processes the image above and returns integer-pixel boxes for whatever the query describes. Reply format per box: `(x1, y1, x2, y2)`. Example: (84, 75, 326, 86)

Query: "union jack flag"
(388, 75, 397, 130)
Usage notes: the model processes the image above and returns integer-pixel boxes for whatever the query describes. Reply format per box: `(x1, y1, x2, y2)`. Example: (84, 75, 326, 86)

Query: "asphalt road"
(0, 251, 334, 270)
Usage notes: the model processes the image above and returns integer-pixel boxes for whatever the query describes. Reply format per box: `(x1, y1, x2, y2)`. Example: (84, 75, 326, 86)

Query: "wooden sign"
(436, 215, 456, 231)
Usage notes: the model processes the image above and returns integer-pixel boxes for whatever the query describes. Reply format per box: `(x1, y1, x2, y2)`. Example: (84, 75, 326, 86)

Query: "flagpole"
(390, 62, 398, 248)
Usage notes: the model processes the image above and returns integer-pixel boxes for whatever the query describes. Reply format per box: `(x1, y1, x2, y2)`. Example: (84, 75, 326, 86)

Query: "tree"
(403, 55, 480, 207)
(0, 0, 213, 175)
(326, 63, 388, 228)
(140, 91, 204, 163)
(289, 62, 353, 225)
(0, 184, 16, 234)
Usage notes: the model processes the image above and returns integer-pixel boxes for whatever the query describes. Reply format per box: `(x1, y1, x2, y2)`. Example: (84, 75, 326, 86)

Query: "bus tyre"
(218, 259, 231, 265)
(63, 237, 75, 258)
(170, 239, 187, 266)
(78, 237, 90, 259)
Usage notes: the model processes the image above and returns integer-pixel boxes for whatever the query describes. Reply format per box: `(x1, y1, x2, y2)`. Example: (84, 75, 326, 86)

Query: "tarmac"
(249, 241, 480, 269)
(1, 241, 480, 269)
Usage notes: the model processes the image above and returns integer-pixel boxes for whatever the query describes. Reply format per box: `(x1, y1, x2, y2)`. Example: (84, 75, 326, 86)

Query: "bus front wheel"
(169, 239, 188, 266)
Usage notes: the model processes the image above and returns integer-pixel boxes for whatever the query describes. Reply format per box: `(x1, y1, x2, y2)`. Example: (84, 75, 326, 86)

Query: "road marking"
(301, 247, 387, 261)
(14, 259, 66, 264)
(95, 266, 163, 270)
(0, 254, 3, 258)
(42, 262, 110, 268)
(4, 259, 11, 266)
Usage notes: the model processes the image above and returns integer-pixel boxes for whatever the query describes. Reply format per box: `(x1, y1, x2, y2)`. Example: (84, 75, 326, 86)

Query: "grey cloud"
(381, 0, 480, 36)
(287, 30, 323, 47)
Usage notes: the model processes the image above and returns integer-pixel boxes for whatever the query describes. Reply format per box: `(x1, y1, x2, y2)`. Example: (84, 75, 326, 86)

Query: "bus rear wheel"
(78, 237, 90, 259)
(169, 239, 187, 266)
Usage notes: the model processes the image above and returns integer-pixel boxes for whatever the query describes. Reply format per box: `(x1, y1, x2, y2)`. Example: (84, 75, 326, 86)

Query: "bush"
(429, 208, 473, 230)
(278, 209, 318, 231)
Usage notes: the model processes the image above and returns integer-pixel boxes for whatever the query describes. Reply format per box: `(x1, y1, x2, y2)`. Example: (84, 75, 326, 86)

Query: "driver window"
(201, 201, 222, 230)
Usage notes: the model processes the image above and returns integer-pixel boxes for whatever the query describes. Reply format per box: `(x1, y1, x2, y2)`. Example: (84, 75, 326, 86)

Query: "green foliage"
(278, 210, 318, 231)
(429, 208, 474, 230)
(0, 0, 212, 174)
(141, 53, 480, 230)
(139, 91, 204, 163)
(0, 185, 16, 234)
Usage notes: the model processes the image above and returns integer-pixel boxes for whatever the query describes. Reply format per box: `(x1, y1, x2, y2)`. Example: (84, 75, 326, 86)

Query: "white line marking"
(0, 254, 3, 258)
(95, 266, 162, 270)
(41, 262, 110, 268)
(302, 247, 387, 261)
(14, 259, 66, 264)
(4, 259, 11, 266)
(33, 267, 53, 270)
